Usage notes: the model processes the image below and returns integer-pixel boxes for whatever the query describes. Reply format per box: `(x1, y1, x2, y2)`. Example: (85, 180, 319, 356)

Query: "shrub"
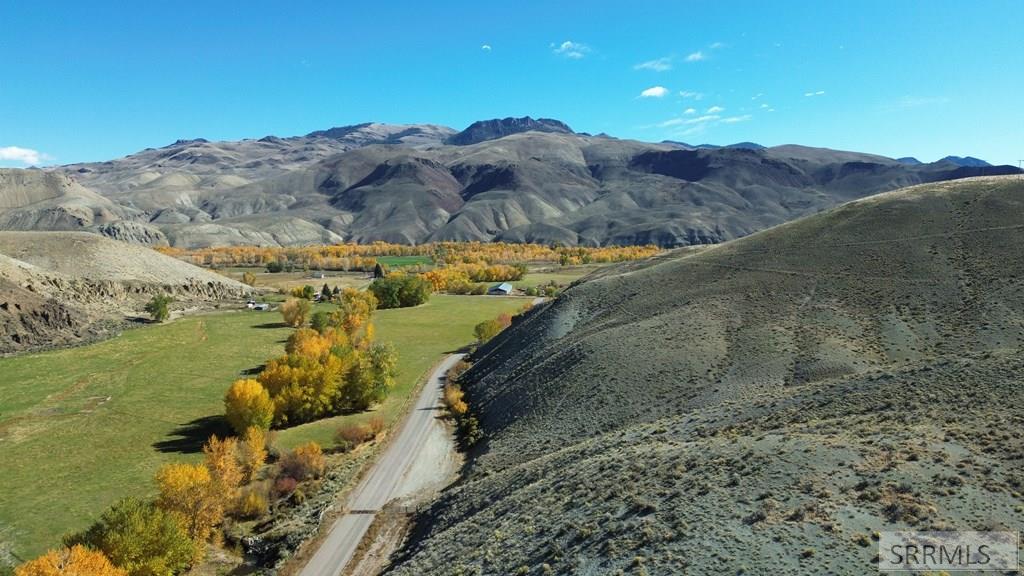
(447, 359, 471, 384)
(280, 298, 311, 327)
(474, 313, 513, 343)
(265, 261, 284, 273)
(368, 415, 385, 436)
(64, 497, 196, 576)
(444, 383, 468, 416)
(144, 294, 173, 323)
(335, 423, 374, 449)
(235, 489, 269, 520)
(290, 285, 316, 300)
(458, 415, 483, 448)
(224, 379, 274, 435)
(242, 271, 257, 286)
(279, 442, 325, 481)
(272, 476, 298, 498)
(16, 545, 126, 576)
(368, 275, 431, 309)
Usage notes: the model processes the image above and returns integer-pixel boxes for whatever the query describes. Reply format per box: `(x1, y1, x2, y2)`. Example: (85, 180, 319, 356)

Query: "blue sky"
(2, 0, 1022, 167)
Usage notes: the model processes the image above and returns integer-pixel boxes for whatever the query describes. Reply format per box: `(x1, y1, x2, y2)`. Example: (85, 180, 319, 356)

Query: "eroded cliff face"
(0, 232, 252, 354)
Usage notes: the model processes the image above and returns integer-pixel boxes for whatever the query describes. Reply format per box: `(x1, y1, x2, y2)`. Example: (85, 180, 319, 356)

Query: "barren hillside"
(0, 232, 251, 353)
(385, 176, 1024, 575)
(2, 119, 1018, 248)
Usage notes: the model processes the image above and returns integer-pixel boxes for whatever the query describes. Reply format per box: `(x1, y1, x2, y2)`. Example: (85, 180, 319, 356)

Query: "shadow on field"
(153, 415, 232, 454)
(240, 364, 265, 376)
(253, 322, 287, 329)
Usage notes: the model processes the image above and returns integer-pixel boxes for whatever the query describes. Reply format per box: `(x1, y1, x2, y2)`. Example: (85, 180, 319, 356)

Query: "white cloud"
(751, 93, 764, 100)
(722, 115, 752, 123)
(0, 146, 50, 166)
(634, 57, 672, 72)
(804, 90, 826, 97)
(640, 86, 669, 98)
(759, 103, 770, 109)
(552, 40, 590, 59)
(679, 90, 703, 100)
(685, 115, 720, 124)
(706, 105, 725, 114)
(481, 44, 492, 51)
(684, 107, 697, 115)
(685, 51, 705, 62)
(710, 42, 726, 49)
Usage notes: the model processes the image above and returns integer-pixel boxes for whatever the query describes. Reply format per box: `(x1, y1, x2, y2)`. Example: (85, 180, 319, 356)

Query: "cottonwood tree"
(238, 426, 268, 483)
(154, 463, 223, 546)
(202, 436, 243, 503)
(64, 497, 195, 576)
(16, 545, 126, 576)
(280, 298, 311, 327)
(224, 379, 273, 434)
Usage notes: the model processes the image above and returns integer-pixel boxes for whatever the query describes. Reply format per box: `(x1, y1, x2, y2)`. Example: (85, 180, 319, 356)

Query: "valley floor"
(0, 294, 529, 562)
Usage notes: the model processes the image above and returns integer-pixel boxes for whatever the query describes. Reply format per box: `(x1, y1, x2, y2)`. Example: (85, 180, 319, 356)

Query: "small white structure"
(488, 282, 514, 296)
(252, 303, 271, 311)
(246, 299, 257, 309)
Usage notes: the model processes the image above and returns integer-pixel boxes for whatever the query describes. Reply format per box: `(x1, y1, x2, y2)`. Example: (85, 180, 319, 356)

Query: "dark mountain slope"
(940, 155, 991, 167)
(445, 116, 574, 145)
(385, 176, 1024, 575)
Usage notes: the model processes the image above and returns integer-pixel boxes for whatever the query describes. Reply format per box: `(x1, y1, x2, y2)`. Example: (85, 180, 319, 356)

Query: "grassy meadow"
(0, 295, 529, 560)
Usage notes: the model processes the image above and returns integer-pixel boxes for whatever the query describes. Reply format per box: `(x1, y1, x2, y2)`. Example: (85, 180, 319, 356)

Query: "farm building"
(488, 282, 514, 295)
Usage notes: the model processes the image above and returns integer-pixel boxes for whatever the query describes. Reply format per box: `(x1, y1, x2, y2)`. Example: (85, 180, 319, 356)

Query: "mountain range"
(0, 117, 1019, 248)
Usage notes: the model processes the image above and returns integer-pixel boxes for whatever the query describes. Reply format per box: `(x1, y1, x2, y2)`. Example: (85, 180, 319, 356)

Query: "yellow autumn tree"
(202, 435, 243, 504)
(224, 379, 274, 435)
(154, 463, 223, 546)
(332, 288, 378, 338)
(280, 298, 311, 327)
(443, 382, 468, 416)
(16, 545, 125, 576)
(238, 426, 268, 483)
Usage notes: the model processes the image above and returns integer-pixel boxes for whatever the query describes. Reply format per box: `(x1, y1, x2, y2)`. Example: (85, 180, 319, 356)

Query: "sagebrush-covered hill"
(385, 176, 1024, 575)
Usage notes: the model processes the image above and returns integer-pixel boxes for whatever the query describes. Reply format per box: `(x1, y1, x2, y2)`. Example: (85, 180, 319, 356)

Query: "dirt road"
(298, 354, 463, 576)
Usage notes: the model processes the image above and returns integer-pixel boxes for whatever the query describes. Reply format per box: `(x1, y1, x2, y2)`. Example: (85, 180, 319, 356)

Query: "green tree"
(368, 275, 431, 309)
(321, 283, 331, 301)
(144, 294, 173, 323)
(373, 262, 388, 278)
(310, 311, 331, 334)
(341, 342, 398, 411)
(65, 497, 196, 576)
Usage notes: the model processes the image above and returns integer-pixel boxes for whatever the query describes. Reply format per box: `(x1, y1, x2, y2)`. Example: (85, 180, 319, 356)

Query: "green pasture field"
(0, 294, 528, 560)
